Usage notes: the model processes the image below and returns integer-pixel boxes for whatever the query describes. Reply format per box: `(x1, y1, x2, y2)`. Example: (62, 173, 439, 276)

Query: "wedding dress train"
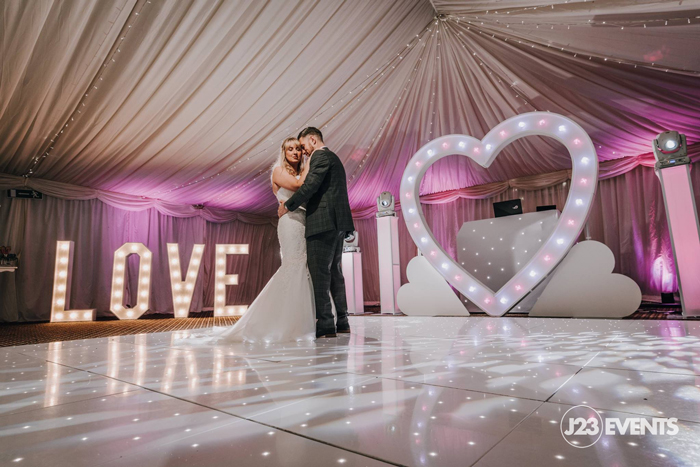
(218, 187, 316, 343)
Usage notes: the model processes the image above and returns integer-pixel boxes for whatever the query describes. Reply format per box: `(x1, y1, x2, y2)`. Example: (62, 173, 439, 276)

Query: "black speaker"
(661, 292, 676, 304)
(493, 199, 522, 218)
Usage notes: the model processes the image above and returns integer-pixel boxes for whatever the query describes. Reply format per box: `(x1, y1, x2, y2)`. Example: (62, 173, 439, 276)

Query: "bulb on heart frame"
(459, 141, 466, 149)
(401, 112, 598, 316)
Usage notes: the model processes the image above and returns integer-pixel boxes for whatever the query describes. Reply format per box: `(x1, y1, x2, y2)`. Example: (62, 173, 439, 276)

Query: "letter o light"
(110, 243, 153, 320)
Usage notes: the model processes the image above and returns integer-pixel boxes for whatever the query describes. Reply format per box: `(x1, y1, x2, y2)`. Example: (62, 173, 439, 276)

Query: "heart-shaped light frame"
(400, 111, 598, 316)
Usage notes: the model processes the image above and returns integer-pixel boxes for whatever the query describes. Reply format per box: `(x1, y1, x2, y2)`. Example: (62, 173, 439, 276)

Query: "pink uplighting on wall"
(652, 256, 676, 293)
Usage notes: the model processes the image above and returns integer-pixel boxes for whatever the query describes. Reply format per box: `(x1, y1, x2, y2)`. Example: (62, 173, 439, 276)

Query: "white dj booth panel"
(456, 211, 560, 310)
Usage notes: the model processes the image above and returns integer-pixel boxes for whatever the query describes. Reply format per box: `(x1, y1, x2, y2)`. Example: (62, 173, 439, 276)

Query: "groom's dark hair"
(298, 127, 323, 142)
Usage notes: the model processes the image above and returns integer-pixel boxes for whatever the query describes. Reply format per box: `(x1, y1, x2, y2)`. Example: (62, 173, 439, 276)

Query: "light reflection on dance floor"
(1, 316, 700, 466)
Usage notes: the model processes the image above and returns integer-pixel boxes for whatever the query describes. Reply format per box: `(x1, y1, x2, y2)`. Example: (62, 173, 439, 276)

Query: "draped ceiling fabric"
(2, 0, 700, 321)
(2, 0, 699, 214)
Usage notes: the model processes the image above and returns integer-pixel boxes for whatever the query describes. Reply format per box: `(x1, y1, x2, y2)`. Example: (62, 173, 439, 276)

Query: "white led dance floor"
(2, 316, 700, 466)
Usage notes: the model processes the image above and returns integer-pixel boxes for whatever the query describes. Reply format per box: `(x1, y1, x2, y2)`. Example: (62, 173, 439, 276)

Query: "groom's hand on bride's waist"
(278, 201, 289, 218)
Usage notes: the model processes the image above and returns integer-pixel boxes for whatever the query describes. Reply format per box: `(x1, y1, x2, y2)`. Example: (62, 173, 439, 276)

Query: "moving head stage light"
(653, 131, 689, 169)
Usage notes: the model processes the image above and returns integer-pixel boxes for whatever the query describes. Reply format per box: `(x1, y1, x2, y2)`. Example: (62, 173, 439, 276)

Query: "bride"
(218, 137, 316, 343)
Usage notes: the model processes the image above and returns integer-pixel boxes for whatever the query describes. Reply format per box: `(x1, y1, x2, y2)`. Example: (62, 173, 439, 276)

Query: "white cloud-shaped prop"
(397, 256, 470, 316)
(530, 241, 641, 318)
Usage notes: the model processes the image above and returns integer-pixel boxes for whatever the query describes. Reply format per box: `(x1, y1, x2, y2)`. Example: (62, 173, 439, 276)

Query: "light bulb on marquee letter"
(110, 243, 153, 320)
(50, 241, 96, 322)
(214, 244, 249, 316)
(167, 244, 204, 318)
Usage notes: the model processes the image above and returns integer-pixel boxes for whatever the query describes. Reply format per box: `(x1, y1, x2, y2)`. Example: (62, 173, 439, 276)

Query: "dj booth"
(456, 207, 560, 312)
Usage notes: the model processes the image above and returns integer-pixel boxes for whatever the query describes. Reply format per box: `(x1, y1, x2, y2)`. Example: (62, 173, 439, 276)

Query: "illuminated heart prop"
(400, 112, 598, 316)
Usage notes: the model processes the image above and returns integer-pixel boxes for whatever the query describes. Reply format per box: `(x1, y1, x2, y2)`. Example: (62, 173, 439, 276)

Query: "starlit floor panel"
(1, 316, 699, 466)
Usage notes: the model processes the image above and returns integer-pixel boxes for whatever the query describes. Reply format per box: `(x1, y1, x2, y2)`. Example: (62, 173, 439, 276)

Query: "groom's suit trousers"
(307, 230, 350, 334)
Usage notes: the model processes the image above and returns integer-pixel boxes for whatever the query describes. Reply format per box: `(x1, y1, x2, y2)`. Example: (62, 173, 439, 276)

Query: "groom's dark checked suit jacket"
(284, 147, 354, 237)
(285, 146, 354, 335)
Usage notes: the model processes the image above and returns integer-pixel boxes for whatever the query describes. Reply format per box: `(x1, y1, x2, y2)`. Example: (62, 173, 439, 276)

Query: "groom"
(278, 127, 355, 338)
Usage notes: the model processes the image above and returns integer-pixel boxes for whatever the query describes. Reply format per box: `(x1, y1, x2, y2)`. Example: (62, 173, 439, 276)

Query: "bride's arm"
(272, 167, 304, 191)
(299, 159, 310, 183)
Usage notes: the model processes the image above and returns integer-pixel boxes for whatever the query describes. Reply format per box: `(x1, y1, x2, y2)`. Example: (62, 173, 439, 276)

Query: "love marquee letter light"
(214, 244, 249, 316)
(400, 111, 598, 316)
(167, 243, 205, 318)
(110, 243, 153, 320)
(50, 241, 96, 322)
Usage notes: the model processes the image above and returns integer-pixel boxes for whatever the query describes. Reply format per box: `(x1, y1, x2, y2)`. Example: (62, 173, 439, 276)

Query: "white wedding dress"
(217, 187, 316, 343)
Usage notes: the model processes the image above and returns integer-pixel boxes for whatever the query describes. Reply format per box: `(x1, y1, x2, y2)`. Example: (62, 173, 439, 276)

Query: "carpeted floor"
(0, 312, 240, 347)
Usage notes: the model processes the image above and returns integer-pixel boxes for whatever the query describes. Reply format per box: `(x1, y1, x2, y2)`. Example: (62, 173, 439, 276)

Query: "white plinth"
(342, 251, 365, 314)
(457, 211, 559, 310)
(657, 165, 700, 316)
(377, 215, 401, 314)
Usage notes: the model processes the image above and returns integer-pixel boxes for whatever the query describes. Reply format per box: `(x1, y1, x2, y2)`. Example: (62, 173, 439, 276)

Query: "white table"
(342, 251, 365, 314)
(456, 211, 560, 311)
(0, 266, 18, 322)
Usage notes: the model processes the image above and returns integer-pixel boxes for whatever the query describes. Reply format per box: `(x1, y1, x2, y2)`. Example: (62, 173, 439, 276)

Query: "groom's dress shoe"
(317, 333, 337, 338)
(337, 328, 351, 334)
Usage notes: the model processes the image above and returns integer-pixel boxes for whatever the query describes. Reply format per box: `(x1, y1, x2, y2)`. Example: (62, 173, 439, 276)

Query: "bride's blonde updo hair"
(271, 137, 305, 185)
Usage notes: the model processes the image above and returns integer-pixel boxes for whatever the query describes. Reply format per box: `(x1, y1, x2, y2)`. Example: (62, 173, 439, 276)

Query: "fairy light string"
(347, 18, 441, 183)
(201, 19, 437, 205)
(24, 0, 153, 178)
(441, 3, 699, 75)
